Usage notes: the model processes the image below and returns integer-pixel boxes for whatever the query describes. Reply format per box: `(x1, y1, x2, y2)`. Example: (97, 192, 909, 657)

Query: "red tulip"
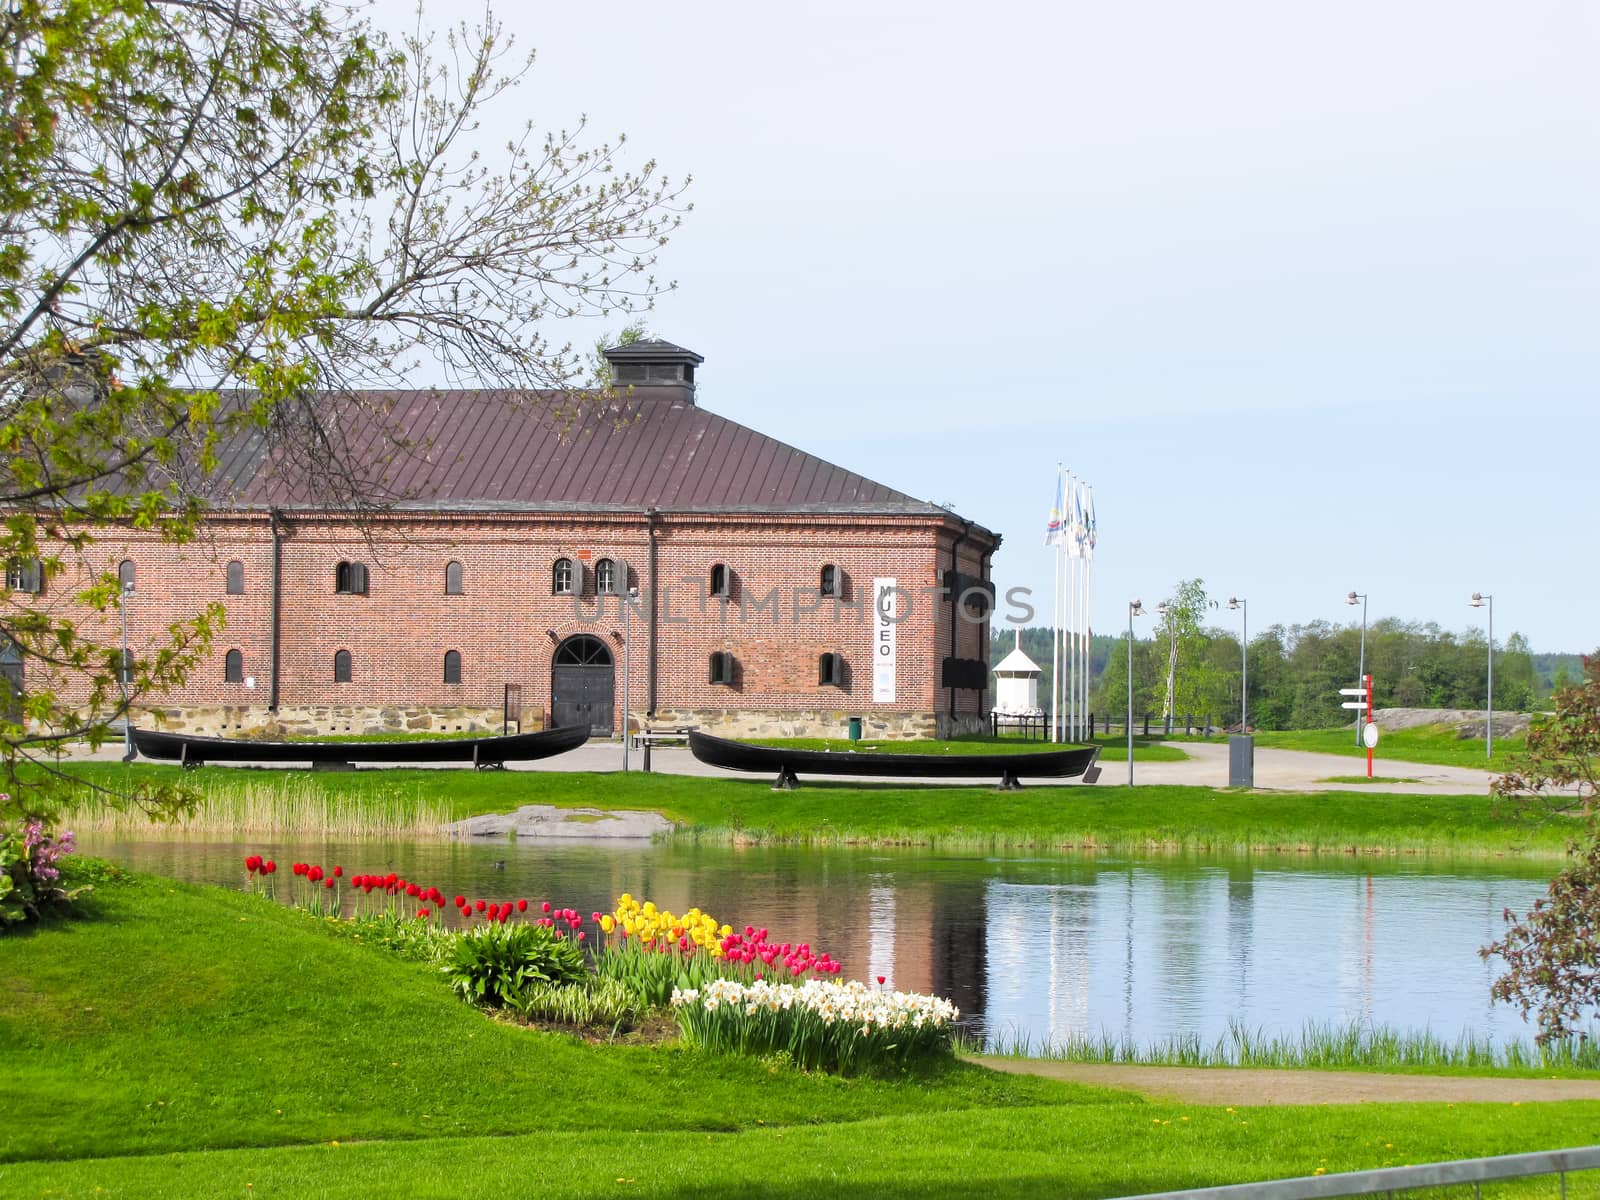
(541, 901, 551, 914)
(516, 899, 528, 913)
(244, 854, 262, 872)
(454, 895, 466, 908)
(474, 900, 486, 913)
(417, 907, 430, 919)
(591, 911, 603, 924)
(333, 866, 343, 878)
(293, 863, 306, 876)
(877, 976, 886, 985)
(405, 884, 420, 898)
(323, 877, 335, 890)
(385, 873, 398, 886)
(577, 931, 586, 942)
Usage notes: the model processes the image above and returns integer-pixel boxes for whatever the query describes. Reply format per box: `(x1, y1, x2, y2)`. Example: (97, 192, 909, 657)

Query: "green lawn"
(1175, 725, 1524, 770)
(3, 874, 1599, 1199)
(53, 763, 1570, 857)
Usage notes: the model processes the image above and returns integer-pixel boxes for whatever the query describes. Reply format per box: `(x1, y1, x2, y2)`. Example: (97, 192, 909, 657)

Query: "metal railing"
(1113, 1146, 1600, 1200)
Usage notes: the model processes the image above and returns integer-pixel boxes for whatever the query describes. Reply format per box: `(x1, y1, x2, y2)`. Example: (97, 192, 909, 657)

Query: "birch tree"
(0, 0, 688, 808)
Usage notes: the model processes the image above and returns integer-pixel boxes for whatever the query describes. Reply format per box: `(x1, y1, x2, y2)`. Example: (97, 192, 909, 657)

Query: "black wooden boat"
(131, 724, 590, 769)
(688, 730, 1100, 790)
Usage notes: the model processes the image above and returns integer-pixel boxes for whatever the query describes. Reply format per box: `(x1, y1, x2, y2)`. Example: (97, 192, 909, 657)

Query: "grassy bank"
(1177, 725, 1525, 770)
(3, 873, 1598, 1199)
(49, 763, 1567, 858)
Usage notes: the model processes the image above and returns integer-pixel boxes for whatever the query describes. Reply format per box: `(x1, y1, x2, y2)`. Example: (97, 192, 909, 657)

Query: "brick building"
(72, 341, 1000, 739)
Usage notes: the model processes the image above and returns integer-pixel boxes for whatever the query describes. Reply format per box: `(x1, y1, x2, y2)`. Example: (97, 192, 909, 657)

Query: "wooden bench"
(629, 725, 696, 750)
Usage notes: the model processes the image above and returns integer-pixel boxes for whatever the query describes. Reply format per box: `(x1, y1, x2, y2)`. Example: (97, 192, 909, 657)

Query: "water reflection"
(88, 836, 1549, 1051)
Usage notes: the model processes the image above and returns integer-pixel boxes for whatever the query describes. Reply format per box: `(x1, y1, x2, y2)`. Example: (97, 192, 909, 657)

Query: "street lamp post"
(1346, 591, 1367, 746)
(118, 580, 133, 761)
(1227, 596, 1247, 732)
(1155, 600, 1172, 734)
(621, 586, 639, 772)
(1470, 592, 1493, 760)
(1127, 599, 1146, 786)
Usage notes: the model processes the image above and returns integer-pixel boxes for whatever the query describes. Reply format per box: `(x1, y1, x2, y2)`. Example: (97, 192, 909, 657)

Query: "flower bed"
(241, 853, 959, 1071)
(672, 978, 960, 1072)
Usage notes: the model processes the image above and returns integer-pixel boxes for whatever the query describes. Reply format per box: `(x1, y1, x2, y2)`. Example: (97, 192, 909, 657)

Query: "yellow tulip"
(600, 915, 615, 933)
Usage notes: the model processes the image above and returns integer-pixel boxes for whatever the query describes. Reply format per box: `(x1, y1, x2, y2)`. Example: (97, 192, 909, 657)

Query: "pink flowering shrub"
(1, 803, 88, 926)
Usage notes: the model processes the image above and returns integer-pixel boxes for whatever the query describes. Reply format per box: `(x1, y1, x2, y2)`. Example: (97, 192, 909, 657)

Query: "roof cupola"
(602, 337, 703, 401)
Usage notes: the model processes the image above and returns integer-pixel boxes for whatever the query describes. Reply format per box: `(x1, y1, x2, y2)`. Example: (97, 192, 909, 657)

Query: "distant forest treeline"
(989, 623, 1591, 731)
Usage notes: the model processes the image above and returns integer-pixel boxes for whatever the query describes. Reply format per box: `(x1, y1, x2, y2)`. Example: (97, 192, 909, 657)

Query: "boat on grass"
(131, 724, 590, 769)
(688, 729, 1100, 790)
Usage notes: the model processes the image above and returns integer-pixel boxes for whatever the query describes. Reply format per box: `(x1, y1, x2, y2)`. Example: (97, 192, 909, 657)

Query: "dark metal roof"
(227, 388, 961, 521)
(601, 338, 704, 364)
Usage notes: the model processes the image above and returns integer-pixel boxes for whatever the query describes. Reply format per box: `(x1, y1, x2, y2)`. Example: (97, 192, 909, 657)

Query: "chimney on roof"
(602, 338, 703, 404)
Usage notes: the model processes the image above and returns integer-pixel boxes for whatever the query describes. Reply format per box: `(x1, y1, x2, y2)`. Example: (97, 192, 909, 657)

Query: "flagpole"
(1050, 465, 1061, 743)
(1065, 474, 1075, 743)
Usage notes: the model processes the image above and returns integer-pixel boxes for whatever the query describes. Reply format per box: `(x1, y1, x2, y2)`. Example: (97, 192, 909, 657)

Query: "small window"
(819, 652, 846, 687)
(552, 557, 574, 596)
(118, 559, 135, 593)
(445, 561, 463, 595)
(6, 558, 41, 595)
(335, 561, 368, 595)
(820, 564, 841, 598)
(333, 649, 352, 683)
(224, 649, 243, 683)
(709, 563, 730, 599)
(443, 650, 461, 685)
(225, 560, 244, 595)
(595, 558, 617, 595)
(709, 651, 735, 686)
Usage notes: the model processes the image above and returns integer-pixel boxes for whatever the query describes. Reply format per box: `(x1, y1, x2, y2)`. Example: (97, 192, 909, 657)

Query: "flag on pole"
(1083, 485, 1096, 560)
(1066, 480, 1085, 557)
(1045, 472, 1066, 546)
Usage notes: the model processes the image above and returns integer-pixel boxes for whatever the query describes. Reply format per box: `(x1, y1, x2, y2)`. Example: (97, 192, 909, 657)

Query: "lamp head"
(1227, 596, 1242, 610)
(1346, 591, 1360, 605)
(1156, 601, 1171, 619)
(1129, 599, 1145, 617)
(1469, 592, 1486, 607)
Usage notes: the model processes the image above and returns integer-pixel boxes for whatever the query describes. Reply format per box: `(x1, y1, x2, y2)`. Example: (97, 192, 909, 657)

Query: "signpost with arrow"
(1339, 675, 1376, 778)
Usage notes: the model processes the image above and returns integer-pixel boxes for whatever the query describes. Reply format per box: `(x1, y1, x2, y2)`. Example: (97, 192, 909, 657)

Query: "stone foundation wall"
(642, 707, 939, 741)
(935, 712, 990, 739)
(134, 704, 536, 739)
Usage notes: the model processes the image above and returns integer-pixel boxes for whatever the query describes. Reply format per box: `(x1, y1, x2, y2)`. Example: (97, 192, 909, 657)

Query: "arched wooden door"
(551, 634, 614, 735)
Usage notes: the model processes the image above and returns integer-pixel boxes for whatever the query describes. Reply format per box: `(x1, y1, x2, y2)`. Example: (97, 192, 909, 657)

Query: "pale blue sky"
(376, 0, 1598, 651)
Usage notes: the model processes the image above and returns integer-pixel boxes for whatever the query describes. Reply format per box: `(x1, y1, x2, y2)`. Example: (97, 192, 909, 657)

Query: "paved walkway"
(973, 1056, 1600, 1105)
(63, 737, 1498, 795)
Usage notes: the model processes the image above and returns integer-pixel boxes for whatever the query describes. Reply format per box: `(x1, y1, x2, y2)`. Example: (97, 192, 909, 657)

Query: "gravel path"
(973, 1057, 1600, 1105)
(59, 736, 1500, 795)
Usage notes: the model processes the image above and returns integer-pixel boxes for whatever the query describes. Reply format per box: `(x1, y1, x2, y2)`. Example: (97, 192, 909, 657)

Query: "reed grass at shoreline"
(973, 1018, 1600, 1075)
(58, 774, 451, 840)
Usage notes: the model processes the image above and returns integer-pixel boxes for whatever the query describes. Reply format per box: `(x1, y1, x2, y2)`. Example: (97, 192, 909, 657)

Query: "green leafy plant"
(346, 912, 450, 963)
(506, 977, 645, 1033)
(440, 922, 586, 1007)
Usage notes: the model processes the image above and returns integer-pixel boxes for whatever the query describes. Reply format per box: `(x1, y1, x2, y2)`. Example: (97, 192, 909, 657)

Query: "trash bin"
(1228, 734, 1255, 788)
(848, 717, 863, 741)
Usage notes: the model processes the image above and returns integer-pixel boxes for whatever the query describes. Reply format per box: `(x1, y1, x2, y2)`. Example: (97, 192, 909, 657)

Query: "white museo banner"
(872, 577, 897, 704)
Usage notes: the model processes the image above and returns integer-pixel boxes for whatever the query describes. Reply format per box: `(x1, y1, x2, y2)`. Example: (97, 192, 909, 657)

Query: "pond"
(89, 835, 1550, 1052)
